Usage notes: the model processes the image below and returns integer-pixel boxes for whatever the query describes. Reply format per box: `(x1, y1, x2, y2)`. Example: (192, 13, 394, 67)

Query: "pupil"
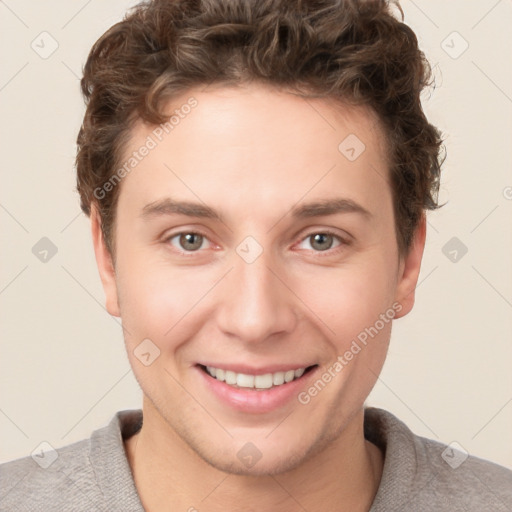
(312, 233, 332, 251)
(180, 233, 202, 251)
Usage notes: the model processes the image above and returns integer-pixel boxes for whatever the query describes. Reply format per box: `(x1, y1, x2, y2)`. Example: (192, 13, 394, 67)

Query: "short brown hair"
(76, 0, 443, 256)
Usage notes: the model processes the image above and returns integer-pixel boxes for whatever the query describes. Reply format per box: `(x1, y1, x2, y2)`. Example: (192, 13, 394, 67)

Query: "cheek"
(114, 256, 215, 396)
(291, 252, 399, 345)
(115, 251, 217, 348)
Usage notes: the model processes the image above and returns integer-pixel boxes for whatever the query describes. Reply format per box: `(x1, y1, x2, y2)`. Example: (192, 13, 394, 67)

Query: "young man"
(1, 0, 511, 510)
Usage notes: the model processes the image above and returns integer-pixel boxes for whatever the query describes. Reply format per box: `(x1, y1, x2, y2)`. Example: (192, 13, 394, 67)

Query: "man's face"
(94, 84, 422, 475)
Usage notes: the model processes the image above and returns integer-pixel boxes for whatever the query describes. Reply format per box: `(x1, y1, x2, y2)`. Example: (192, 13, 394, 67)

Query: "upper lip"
(197, 363, 316, 375)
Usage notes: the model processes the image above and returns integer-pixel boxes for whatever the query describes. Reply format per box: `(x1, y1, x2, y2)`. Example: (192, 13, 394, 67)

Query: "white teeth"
(254, 373, 273, 389)
(273, 372, 285, 385)
(205, 366, 308, 389)
(225, 370, 237, 385)
(236, 373, 254, 388)
(284, 370, 295, 383)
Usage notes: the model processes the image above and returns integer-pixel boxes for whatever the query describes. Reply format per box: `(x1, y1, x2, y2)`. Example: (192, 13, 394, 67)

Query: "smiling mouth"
(198, 364, 317, 390)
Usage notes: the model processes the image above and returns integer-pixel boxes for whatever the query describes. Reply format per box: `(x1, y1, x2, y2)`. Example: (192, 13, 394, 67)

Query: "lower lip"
(195, 366, 318, 414)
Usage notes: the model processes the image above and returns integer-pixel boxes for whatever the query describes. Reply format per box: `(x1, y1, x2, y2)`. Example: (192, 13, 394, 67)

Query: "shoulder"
(365, 407, 512, 512)
(0, 410, 143, 512)
(0, 436, 99, 512)
(419, 434, 512, 509)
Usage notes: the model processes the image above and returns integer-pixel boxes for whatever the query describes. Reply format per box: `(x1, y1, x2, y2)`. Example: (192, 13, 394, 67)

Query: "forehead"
(117, 84, 391, 218)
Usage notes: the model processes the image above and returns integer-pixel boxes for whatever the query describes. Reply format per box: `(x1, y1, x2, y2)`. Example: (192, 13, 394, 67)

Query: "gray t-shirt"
(1, 407, 511, 511)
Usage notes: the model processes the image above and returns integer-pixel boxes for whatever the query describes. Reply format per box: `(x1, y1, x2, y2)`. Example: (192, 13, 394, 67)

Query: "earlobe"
(393, 215, 427, 319)
(90, 205, 120, 317)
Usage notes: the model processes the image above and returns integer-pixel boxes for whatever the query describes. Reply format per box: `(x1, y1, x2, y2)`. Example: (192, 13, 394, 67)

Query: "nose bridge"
(215, 246, 297, 342)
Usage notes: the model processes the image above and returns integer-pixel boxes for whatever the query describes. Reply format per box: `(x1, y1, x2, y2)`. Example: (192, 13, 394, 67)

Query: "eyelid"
(163, 228, 215, 254)
(162, 227, 352, 255)
(294, 229, 352, 254)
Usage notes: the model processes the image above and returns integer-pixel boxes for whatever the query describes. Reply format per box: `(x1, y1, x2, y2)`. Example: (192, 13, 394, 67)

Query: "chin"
(191, 425, 338, 478)
(200, 449, 307, 477)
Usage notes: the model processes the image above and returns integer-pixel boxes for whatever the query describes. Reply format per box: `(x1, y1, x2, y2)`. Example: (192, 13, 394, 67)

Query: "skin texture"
(91, 83, 426, 511)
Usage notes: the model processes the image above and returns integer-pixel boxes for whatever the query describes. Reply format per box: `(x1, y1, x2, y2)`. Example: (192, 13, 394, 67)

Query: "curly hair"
(76, 0, 443, 256)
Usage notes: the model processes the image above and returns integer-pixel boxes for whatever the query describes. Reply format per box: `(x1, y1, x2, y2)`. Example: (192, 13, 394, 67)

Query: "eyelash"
(164, 229, 350, 257)
(296, 230, 350, 256)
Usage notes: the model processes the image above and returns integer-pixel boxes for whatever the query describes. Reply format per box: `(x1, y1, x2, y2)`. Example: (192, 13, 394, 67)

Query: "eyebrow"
(290, 198, 372, 219)
(141, 197, 371, 221)
(141, 198, 223, 221)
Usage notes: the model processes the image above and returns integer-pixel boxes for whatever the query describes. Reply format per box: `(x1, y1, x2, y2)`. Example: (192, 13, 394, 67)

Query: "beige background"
(1, 0, 511, 469)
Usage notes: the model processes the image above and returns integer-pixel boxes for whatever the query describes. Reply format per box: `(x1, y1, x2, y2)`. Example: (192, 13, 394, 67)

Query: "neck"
(124, 399, 383, 512)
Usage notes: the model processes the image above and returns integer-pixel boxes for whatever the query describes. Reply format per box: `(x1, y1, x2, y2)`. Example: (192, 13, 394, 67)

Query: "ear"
(90, 205, 120, 317)
(393, 215, 426, 319)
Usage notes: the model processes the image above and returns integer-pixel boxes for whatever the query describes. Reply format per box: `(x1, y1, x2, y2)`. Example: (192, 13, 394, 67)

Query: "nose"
(215, 250, 298, 344)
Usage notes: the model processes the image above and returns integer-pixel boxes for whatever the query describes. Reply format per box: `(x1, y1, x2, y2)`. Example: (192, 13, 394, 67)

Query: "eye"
(297, 232, 344, 252)
(167, 232, 211, 252)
